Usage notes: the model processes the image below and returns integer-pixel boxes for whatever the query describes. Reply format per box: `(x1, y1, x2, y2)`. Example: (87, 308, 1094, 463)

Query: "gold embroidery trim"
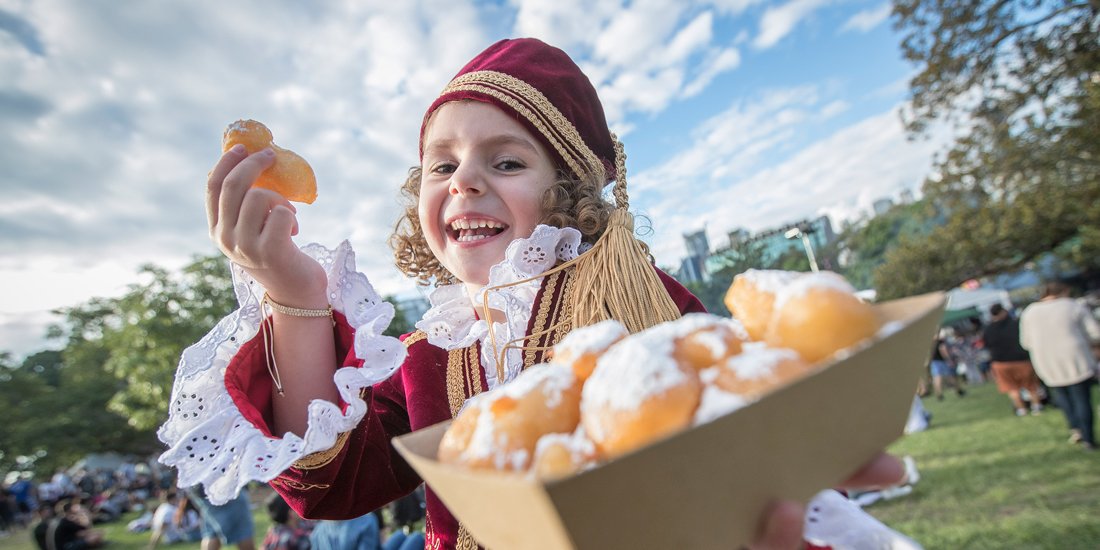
(523, 269, 562, 369)
(446, 347, 466, 418)
(443, 70, 604, 181)
(456, 525, 479, 550)
(444, 345, 486, 549)
(402, 330, 427, 348)
(270, 478, 331, 491)
(552, 267, 576, 348)
(291, 430, 350, 470)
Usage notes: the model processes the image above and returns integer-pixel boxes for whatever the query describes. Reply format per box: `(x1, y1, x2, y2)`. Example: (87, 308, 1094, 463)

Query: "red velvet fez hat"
(420, 38, 617, 183)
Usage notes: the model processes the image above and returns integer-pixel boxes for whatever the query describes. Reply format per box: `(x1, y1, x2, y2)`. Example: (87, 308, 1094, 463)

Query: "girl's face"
(419, 101, 557, 290)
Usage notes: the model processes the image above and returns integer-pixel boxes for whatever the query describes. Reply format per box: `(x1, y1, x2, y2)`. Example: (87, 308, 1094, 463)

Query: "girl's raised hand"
(206, 144, 327, 305)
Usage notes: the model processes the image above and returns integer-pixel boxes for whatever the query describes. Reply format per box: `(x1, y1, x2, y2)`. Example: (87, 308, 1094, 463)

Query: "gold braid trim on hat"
(442, 71, 605, 182)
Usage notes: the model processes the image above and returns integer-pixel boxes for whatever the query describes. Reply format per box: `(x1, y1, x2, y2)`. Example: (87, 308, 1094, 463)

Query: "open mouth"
(448, 218, 508, 243)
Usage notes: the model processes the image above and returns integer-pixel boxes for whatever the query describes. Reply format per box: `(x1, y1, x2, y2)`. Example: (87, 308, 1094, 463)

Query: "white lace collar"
(415, 225, 583, 389)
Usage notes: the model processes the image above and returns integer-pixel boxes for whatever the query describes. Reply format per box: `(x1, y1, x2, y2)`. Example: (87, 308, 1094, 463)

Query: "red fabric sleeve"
(221, 313, 422, 520)
(657, 267, 707, 315)
(224, 310, 359, 438)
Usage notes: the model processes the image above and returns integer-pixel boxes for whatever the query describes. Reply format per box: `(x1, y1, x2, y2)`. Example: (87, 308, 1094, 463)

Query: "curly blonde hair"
(389, 167, 614, 286)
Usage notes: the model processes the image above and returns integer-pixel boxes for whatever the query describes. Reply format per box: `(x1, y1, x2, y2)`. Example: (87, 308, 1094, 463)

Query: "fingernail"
(229, 144, 246, 155)
(261, 148, 276, 158)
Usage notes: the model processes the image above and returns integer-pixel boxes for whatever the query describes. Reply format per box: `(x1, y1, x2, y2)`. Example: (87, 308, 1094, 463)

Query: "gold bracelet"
(262, 292, 333, 318)
(259, 293, 334, 397)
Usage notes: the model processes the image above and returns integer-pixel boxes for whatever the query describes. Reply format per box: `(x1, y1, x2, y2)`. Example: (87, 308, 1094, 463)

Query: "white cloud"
(509, 0, 619, 51)
(754, 0, 831, 50)
(841, 3, 892, 33)
(0, 1, 930, 357)
(683, 47, 741, 97)
(633, 93, 945, 265)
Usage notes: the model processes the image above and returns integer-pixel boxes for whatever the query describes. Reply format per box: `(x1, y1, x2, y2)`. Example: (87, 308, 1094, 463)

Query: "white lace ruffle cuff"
(156, 241, 406, 505)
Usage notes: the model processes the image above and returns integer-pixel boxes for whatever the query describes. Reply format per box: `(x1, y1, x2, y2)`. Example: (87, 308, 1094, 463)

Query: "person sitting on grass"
(32, 499, 105, 550)
(262, 492, 313, 550)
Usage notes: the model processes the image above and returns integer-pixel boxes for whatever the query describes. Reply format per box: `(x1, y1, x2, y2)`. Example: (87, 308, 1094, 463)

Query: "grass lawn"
(869, 381, 1100, 549)
(4, 383, 1097, 549)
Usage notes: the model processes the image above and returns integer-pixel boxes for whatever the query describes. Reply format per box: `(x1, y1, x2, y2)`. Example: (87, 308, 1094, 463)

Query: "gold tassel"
(567, 134, 680, 333)
(566, 208, 681, 333)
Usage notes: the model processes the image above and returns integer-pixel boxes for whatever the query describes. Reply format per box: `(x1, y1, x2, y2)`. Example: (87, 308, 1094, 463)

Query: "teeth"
(450, 218, 503, 230)
(457, 233, 492, 242)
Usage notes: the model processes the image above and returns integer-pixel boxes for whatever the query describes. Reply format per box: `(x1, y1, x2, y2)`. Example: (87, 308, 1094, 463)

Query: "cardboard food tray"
(394, 291, 946, 550)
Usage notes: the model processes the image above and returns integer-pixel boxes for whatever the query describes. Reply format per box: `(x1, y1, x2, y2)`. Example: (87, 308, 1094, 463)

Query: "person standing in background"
(1019, 281, 1100, 451)
(982, 304, 1044, 416)
(930, 330, 966, 401)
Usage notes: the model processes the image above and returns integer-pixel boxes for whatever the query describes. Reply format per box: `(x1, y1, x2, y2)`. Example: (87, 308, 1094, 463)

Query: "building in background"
(681, 216, 837, 284)
(741, 216, 836, 267)
(678, 228, 711, 284)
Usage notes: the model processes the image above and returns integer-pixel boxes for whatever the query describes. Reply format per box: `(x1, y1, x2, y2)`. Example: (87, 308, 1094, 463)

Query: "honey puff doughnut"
(671, 314, 746, 371)
(222, 120, 317, 204)
(708, 344, 812, 401)
(581, 327, 702, 459)
(531, 430, 599, 480)
(765, 272, 882, 363)
(438, 363, 582, 471)
(694, 344, 811, 424)
(724, 270, 803, 341)
(550, 319, 628, 382)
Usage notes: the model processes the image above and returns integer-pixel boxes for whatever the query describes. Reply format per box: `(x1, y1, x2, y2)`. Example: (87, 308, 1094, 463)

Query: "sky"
(0, 0, 951, 358)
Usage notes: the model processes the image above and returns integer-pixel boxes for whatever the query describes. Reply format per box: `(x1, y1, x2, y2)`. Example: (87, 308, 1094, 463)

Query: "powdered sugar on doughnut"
(496, 363, 575, 409)
(554, 319, 627, 358)
(688, 328, 736, 359)
(463, 403, 530, 471)
(533, 430, 596, 463)
(723, 318, 749, 341)
(720, 342, 801, 380)
(582, 330, 686, 412)
(459, 364, 574, 469)
(738, 269, 803, 293)
(773, 271, 857, 311)
(694, 384, 750, 424)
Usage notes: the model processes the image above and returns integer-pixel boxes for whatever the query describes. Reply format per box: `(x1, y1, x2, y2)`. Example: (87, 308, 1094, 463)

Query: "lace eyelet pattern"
(157, 241, 406, 504)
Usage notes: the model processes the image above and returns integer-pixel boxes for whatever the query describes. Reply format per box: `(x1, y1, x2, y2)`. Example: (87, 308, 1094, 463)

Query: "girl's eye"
(430, 162, 456, 175)
(496, 159, 525, 171)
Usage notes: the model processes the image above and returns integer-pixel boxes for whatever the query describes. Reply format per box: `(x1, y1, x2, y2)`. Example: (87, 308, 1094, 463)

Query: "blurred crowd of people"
(920, 281, 1100, 452)
(260, 488, 426, 550)
(0, 457, 176, 548)
(0, 457, 429, 550)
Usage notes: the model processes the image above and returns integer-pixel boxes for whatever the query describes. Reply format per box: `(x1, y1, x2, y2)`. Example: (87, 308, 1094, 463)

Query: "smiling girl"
(158, 38, 910, 550)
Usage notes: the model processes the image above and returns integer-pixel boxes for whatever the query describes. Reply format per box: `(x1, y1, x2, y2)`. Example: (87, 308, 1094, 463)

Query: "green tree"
(882, 0, 1100, 298)
(383, 296, 414, 337)
(834, 201, 934, 290)
(51, 255, 237, 432)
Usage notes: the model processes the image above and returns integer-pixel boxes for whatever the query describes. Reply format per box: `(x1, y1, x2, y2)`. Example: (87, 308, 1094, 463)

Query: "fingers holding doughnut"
(206, 144, 249, 232)
(234, 187, 296, 261)
(215, 148, 276, 240)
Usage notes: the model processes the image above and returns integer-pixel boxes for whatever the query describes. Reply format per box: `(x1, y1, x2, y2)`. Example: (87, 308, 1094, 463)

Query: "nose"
(448, 163, 485, 197)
